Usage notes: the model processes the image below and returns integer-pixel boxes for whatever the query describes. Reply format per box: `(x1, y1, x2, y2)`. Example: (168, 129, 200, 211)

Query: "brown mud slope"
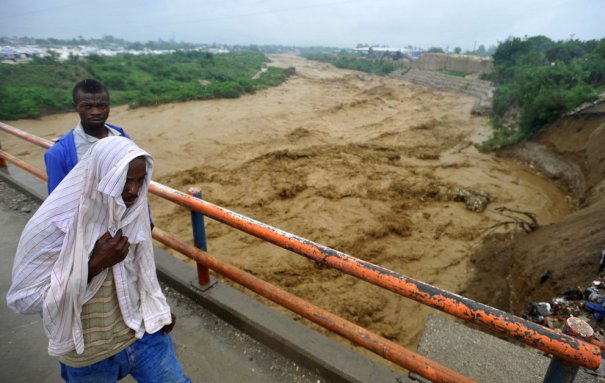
(1, 55, 572, 350)
(465, 100, 605, 314)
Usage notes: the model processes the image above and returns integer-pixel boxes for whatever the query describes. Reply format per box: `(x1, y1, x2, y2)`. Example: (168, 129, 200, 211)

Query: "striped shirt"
(7, 136, 171, 357)
(59, 272, 136, 367)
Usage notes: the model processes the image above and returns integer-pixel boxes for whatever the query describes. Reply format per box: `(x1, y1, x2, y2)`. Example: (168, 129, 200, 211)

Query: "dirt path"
(1, 54, 572, 351)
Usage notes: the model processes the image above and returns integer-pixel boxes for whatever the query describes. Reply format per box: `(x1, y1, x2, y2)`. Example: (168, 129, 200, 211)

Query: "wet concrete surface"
(414, 314, 602, 383)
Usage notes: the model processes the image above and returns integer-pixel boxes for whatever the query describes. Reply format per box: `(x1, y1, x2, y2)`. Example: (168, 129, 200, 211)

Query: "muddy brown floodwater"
(3, 54, 572, 355)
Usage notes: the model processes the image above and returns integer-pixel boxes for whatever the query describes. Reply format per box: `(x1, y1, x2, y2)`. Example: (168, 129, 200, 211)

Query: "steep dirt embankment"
(393, 69, 494, 115)
(409, 53, 493, 74)
(464, 100, 605, 313)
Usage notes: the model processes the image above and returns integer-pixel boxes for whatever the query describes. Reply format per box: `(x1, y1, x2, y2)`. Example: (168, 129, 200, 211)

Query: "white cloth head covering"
(7, 136, 171, 356)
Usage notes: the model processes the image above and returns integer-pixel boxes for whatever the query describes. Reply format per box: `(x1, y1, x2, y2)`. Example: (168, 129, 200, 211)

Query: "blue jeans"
(60, 331, 191, 383)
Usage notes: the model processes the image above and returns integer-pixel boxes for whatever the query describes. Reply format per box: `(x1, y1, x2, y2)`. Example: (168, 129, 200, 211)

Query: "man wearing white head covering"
(7, 136, 190, 382)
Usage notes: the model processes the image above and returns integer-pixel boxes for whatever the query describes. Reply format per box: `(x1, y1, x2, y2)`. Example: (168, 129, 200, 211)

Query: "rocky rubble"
(447, 187, 491, 212)
(0, 180, 39, 215)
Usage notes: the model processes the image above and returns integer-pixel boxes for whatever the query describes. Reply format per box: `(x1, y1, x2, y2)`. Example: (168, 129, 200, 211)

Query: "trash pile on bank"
(523, 253, 605, 338)
(522, 250, 605, 375)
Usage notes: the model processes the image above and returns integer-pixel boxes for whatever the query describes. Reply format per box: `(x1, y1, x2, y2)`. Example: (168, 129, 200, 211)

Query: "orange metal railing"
(1, 121, 601, 379)
(149, 181, 602, 370)
(0, 148, 47, 181)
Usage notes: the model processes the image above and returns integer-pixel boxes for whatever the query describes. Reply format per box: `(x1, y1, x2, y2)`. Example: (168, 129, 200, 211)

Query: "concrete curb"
(0, 165, 408, 383)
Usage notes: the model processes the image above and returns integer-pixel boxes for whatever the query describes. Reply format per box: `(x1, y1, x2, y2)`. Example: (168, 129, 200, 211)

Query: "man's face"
(74, 90, 110, 130)
(122, 157, 147, 208)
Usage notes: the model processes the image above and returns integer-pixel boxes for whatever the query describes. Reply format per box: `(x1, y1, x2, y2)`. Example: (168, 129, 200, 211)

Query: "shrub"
(485, 36, 605, 147)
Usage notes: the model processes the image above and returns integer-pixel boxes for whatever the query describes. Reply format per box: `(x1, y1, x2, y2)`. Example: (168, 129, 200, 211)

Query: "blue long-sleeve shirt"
(44, 124, 130, 194)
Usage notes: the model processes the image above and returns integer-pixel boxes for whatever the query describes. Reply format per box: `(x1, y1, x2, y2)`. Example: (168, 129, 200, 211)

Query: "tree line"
(0, 50, 290, 120)
(481, 35, 605, 150)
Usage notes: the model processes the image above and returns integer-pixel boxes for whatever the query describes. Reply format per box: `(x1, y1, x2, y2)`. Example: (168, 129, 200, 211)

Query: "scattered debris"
(523, 253, 605, 377)
(485, 207, 538, 234)
(447, 187, 491, 212)
(523, 278, 605, 330)
(524, 302, 555, 328)
(284, 66, 296, 77)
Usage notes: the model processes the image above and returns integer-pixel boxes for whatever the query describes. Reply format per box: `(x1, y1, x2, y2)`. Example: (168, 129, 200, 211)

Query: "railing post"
(543, 317, 595, 383)
(0, 142, 7, 168)
(188, 187, 210, 286)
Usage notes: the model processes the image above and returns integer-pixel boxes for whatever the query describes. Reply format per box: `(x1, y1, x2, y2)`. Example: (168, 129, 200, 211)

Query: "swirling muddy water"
(4, 55, 570, 357)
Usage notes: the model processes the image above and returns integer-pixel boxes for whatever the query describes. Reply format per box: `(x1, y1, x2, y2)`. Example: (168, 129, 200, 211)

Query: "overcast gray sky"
(1, 0, 603, 50)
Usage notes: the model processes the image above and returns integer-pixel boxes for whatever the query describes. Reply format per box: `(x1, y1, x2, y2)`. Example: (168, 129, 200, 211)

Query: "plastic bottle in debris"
(586, 287, 605, 303)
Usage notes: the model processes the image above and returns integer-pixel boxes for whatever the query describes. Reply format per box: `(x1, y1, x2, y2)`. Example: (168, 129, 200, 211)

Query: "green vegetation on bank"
(480, 36, 605, 150)
(301, 51, 405, 75)
(0, 50, 290, 120)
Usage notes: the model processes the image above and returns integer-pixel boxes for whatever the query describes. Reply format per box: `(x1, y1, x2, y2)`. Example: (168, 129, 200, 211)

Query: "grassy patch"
(0, 50, 290, 120)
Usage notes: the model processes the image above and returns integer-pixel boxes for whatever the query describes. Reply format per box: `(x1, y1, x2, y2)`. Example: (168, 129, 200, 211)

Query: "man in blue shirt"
(44, 79, 130, 193)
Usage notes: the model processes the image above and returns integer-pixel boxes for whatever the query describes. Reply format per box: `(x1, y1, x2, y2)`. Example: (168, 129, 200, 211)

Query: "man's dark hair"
(72, 79, 109, 103)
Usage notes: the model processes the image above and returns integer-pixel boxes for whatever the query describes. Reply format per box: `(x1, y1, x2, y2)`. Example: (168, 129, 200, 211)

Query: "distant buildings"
(1, 45, 45, 62)
(353, 46, 424, 59)
(352, 46, 493, 63)
(0, 43, 230, 64)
